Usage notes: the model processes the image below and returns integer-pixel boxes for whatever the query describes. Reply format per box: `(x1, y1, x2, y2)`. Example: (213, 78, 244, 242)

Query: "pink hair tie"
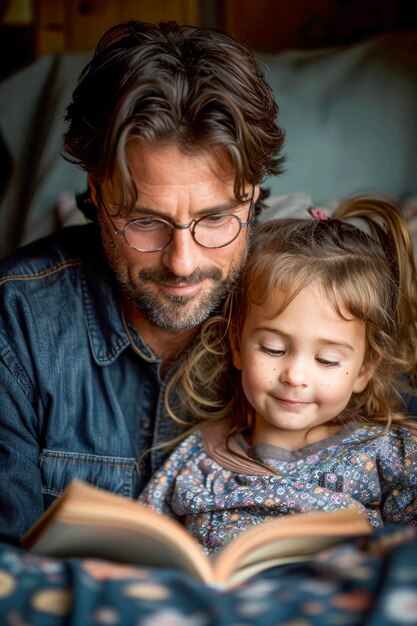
(308, 207, 329, 220)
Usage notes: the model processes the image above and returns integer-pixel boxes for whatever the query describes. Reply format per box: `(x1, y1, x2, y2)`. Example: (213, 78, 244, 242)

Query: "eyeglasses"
(101, 199, 254, 252)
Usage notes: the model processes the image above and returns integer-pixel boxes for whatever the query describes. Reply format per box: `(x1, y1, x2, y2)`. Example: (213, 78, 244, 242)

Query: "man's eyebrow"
(254, 326, 355, 352)
(109, 198, 250, 218)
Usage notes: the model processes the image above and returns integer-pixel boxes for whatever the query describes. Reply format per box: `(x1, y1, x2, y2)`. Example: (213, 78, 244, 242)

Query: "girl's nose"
(279, 356, 308, 387)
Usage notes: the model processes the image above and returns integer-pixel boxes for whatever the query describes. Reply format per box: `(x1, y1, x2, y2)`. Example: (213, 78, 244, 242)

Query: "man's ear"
(252, 185, 261, 204)
(352, 356, 380, 394)
(229, 324, 242, 370)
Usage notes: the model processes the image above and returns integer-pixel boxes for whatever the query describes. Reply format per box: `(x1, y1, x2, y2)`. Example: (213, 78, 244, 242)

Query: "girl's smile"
(270, 396, 314, 411)
(232, 284, 375, 450)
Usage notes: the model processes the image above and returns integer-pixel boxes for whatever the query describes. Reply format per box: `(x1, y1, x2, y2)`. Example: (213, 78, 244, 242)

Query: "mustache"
(138, 267, 223, 285)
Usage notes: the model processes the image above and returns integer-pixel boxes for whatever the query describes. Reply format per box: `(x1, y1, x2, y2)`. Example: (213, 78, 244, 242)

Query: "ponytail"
(334, 195, 417, 384)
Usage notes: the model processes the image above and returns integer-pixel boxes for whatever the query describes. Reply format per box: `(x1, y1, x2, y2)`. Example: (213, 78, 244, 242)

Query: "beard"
(101, 229, 247, 331)
(120, 265, 241, 331)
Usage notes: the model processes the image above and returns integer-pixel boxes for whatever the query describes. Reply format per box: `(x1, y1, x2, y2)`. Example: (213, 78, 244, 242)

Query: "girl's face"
(232, 285, 375, 450)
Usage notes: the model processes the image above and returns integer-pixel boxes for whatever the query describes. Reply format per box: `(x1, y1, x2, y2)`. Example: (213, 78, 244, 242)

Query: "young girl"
(140, 196, 417, 555)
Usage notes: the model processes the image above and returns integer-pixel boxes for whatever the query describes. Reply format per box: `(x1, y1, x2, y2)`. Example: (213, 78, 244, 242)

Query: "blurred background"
(1, 1, 417, 259)
(1, 0, 417, 82)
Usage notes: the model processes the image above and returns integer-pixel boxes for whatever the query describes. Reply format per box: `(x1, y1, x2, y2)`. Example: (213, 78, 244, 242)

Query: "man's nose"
(161, 227, 201, 277)
(279, 355, 309, 387)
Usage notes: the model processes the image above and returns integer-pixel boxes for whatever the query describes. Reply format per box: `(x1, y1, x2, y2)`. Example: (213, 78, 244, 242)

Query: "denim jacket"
(0, 224, 186, 543)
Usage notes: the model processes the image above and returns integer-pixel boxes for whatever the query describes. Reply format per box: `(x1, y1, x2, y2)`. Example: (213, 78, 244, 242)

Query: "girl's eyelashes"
(258, 345, 285, 356)
(316, 357, 341, 368)
(257, 345, 342, 367)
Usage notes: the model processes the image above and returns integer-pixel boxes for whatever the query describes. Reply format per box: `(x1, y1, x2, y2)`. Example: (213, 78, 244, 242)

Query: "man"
(0, 20, 284, 543)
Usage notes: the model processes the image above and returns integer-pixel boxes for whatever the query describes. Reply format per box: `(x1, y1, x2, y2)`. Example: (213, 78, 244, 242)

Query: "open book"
(22, 480, 372, 588)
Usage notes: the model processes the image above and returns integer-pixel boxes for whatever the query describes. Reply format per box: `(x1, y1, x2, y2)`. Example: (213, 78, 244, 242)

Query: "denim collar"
(80, 226, 159, 366)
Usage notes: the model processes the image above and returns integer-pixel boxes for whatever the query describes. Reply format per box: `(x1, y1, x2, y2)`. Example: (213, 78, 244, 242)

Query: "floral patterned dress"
(140, 421, 417, 555)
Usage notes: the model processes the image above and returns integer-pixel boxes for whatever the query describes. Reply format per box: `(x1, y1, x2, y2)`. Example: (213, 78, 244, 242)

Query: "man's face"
(95, 141, 256, 331)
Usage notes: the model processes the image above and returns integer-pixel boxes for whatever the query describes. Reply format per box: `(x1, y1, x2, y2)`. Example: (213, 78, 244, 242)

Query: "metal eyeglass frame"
(100, 195, 255, 252)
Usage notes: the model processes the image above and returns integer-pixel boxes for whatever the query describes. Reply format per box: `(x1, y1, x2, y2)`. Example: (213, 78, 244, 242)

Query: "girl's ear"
(88, 174, 97, 203)
(352, 356, 380, 394)
(229, 324, 242, 370)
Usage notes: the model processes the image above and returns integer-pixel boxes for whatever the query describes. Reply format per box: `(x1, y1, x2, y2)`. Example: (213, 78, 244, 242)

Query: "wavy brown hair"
(165, 195, 417, 437)
(63, 20, 285, 219)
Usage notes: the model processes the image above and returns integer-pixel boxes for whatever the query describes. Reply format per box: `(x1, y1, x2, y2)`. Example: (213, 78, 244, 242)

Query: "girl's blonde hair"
(165, 195, 417, 438)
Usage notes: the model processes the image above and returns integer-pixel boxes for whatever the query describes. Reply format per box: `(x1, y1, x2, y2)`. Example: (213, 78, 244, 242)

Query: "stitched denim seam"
(80, 270, 130, 364)
(0, 258, 128, 364)
(87, 336, 130, 363)
(0, 259, 81, 286)
(41, 456, 137, 467)
(0, 259, 81, 399)
(0, 334, 35, 398)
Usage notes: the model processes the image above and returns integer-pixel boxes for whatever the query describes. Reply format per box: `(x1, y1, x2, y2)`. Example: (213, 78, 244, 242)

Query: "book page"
(218, 535, 349, 587)
(22, 481, 214, 584)
(22, 482, 372, 589)
(213, 509, 372, 584)
(33, 519, 211, 580)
